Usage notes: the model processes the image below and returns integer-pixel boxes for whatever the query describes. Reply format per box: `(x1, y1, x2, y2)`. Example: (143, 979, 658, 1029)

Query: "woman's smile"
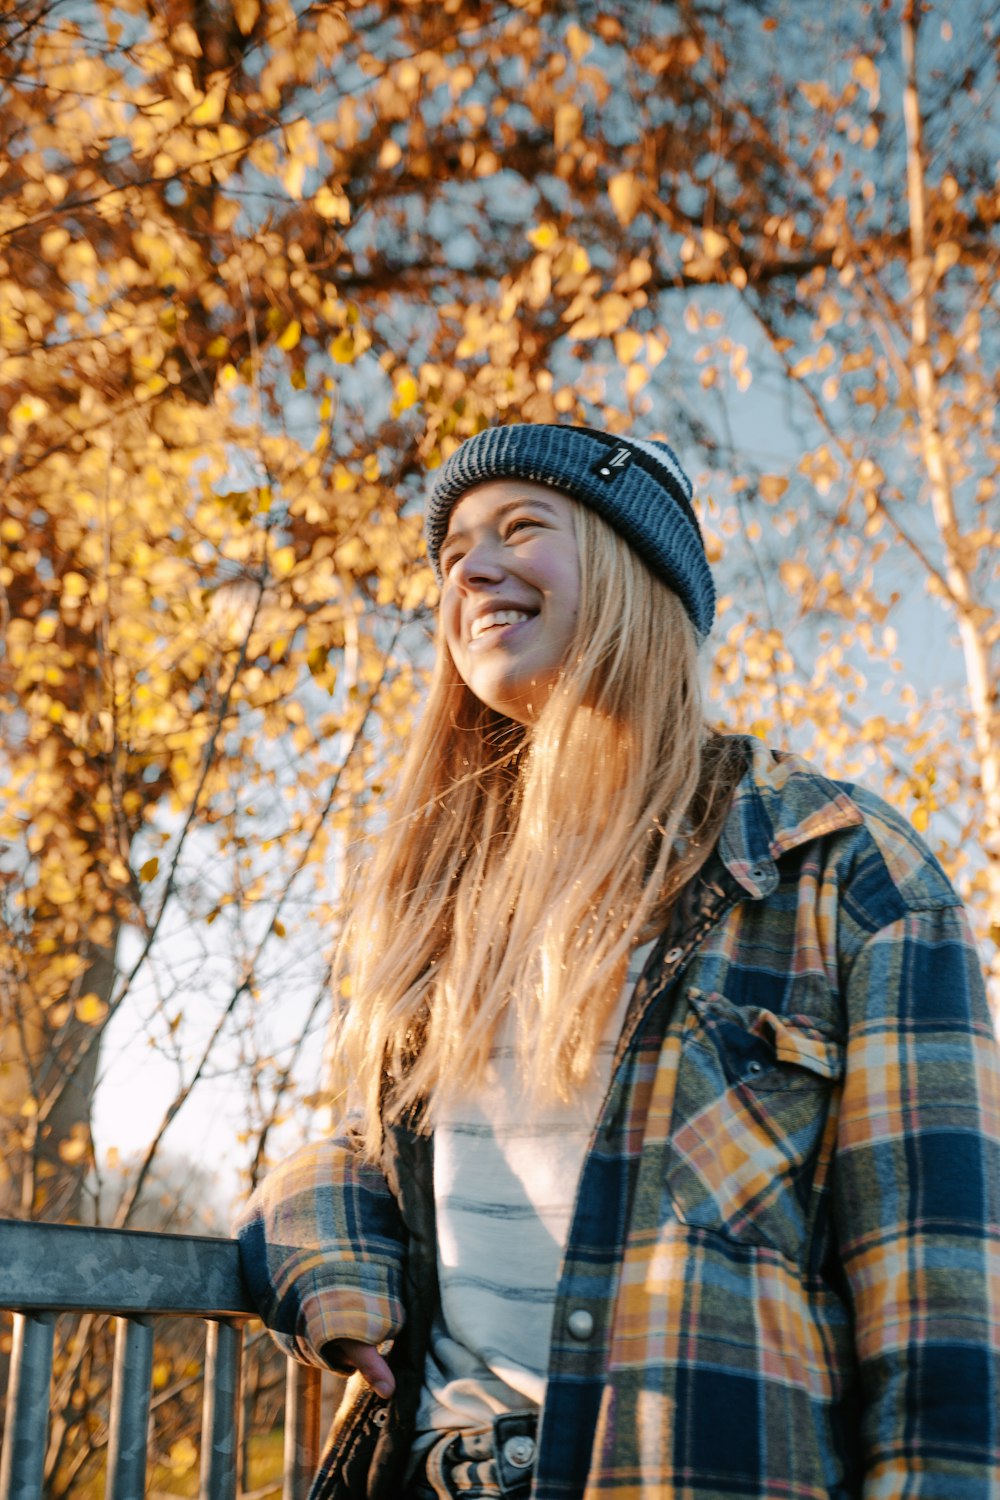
(467, 607, 534, 643)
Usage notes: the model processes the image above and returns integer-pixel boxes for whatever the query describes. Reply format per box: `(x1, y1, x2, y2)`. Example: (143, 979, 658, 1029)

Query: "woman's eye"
(505, 516, 537, 538)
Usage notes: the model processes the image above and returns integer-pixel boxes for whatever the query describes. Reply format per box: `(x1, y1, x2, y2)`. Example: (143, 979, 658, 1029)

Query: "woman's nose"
(449, 537, 505, 588)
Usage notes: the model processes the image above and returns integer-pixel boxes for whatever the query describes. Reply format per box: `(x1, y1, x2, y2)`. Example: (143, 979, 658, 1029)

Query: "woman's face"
(439, 480, 581, 724)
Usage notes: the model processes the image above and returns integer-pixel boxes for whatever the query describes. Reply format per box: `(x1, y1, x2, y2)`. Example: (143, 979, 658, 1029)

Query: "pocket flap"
(758, 1013, 842, 1080)
(687, 990, 844, 1082)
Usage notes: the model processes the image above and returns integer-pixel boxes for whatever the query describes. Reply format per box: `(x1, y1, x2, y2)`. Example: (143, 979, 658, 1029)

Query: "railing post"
(282, 1361, 321, 1500)
(105, 1316, 154, 1500)
(199, 1319, 242, 1500)
(0, 1311, 56, 1500)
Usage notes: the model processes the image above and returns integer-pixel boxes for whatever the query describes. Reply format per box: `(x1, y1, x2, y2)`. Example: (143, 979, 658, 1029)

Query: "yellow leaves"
(58, 1127, 91, 1165)
(392, 373, 419, 415)
(395, 60, 421, 94)
(139, 857, 159, 881)
(166, 1437, 199, 1475)
(791, 343, 834, 378)
(271, 546, 297, 579)
(249, 138, 279, 176)
(856, 457, 884, 490)
(626, 363, 648, 399)
(378, 139, 402, 170)
(60, 571, 88, 601)
(779, 560, 814, 596)
(283, 158, 306, 201)
(314, 185, 351, 223)
(41, 171, 68, 204)
(190, 91, 225, 128)
(798, 445, 842, 496)
(329, 326, 371, 364)
(277, 320, 302, 351)
(701, 227, 730, 260)
(11, 395, 49, 431)
(329, 330, 356, 364)
(934, 241, 961, 277)
(528, 222, 558, 251)
(40, 227, 71, 262)
(608, 172, 642, 227)
(45, 872, 76, 906)
(75, 994, 109, 1025)
(614, 329, 644, 365)
(173, 22, 203, 58)
(565, 292, 633, 340)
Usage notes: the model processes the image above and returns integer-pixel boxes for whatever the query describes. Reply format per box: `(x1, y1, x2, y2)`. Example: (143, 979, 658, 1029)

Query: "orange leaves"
(554, 102, 583, 151)
(798, 80, 838, 112)
(233, 0, 260, 35)
(609, 172, 643, 227)
(565, 291, 634, 340)
(759, 475, 790, 504)
(851, 55, 880, 108)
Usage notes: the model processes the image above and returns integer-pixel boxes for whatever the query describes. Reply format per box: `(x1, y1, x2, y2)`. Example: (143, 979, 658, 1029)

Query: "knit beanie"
(425, 423, 715, 638)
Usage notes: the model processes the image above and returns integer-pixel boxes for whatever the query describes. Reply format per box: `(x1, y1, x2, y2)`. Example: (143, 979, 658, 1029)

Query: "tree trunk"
(0, 934, 118, 1223)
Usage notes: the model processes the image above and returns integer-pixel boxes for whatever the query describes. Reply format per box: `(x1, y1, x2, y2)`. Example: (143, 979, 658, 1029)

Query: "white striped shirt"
(414, 940, 656, 1439)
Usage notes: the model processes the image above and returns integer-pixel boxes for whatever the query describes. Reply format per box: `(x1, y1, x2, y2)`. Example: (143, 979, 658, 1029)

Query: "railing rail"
(0, 1218, 322, 1500)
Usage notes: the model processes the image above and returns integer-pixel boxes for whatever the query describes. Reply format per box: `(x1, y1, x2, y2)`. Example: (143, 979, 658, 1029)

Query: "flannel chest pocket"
(666, 989, 844, 1263)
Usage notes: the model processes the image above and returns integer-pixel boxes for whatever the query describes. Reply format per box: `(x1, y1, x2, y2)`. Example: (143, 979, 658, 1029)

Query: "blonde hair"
(337, 503, 743, 1158)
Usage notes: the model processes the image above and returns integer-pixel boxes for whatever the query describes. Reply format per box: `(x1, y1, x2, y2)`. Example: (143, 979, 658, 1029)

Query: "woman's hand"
(326, 1337, 395, 1399)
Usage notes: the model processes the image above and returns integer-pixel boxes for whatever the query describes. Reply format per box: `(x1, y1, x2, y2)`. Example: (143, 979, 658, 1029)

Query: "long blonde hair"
(337, 503, 743, 1157)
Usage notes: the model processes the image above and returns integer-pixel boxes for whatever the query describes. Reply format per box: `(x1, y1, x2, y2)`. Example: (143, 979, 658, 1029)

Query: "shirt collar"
(718, 738, 864, 898)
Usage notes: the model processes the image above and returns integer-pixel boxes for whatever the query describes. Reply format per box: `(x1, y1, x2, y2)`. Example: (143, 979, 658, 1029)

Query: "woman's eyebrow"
(443, 497, 560, 545)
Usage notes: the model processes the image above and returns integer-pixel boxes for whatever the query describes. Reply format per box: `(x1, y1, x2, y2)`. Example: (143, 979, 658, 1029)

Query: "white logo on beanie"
(596, 446, 633, 478)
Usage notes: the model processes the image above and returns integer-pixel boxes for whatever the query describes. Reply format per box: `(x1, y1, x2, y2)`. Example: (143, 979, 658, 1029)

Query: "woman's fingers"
(327, 1337, 395, 1398)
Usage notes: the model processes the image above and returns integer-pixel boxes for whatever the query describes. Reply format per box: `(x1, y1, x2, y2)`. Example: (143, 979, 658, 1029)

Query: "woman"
(239, 423, 1000, 1499)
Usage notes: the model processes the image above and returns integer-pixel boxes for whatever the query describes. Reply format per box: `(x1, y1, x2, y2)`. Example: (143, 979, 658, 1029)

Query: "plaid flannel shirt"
(239, 740, 1000, 1499)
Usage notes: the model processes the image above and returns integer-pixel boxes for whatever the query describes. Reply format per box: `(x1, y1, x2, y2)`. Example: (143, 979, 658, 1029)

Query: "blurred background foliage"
(0, 0, 996, 1487)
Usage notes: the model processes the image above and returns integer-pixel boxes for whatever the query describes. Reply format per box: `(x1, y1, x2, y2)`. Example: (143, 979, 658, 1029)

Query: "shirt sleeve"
(835, 901, 1000, 1495)
(235, 1120, 408, 1370)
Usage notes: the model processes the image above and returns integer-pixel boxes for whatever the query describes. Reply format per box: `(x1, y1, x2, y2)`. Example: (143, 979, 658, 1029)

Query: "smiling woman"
(438, 483, 581, 724)
(237, 422, 1000, 1500)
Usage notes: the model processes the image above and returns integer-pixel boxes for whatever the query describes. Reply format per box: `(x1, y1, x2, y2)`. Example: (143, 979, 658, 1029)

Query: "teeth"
(470, 609, 529, 640)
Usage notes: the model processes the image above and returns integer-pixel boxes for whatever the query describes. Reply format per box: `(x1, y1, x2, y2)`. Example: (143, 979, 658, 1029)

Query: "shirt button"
(750, 864, 768, 882)
(503, 1435, 536, 1468)
(567, 1308, 594, 1340)
(665, 946, 683, 964)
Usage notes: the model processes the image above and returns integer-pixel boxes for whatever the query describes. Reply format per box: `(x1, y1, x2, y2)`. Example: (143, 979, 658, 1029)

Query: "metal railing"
(0, 1218, 323, 1500)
